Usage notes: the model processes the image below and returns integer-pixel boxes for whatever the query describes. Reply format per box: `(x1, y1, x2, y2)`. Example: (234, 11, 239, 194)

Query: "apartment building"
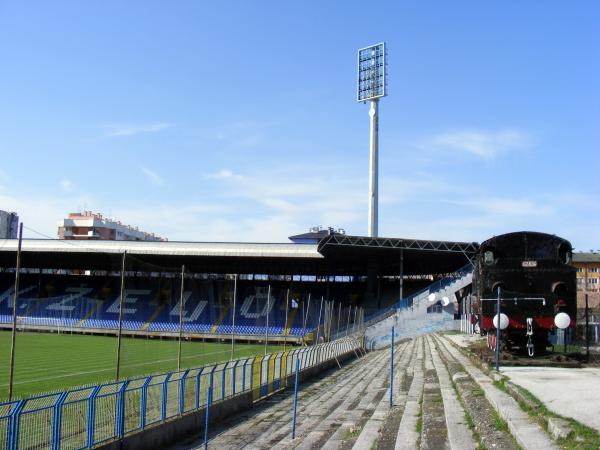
(573, 252, 600, 309)
(57, 211, 166, 241)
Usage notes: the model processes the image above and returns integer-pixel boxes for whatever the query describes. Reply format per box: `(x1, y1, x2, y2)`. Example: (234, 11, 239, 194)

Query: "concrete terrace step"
(420, 337, 449, 450)
(425, 335, 476, 450)
(174, 347, 389, 449)
(170, 332, 558, 450)
(431, 334, 519, 450)
(436, 334, 559, 450)
(281, 342, 409, 449)
(394, 337, 424, 450)
(350, 339, 415, 449)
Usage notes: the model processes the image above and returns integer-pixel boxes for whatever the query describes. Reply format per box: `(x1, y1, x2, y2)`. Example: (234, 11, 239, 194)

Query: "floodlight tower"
(357, 42, 387, 238)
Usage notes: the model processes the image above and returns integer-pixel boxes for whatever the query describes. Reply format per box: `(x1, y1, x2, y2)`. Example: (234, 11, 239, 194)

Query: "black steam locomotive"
(472, 231, 576, 355)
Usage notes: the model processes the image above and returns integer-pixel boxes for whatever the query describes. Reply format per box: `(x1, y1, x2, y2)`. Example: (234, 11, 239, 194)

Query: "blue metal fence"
(0, 337, 358, 450)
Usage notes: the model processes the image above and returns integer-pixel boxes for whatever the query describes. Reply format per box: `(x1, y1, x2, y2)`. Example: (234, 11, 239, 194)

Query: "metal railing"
(363, 263, 474, 328)
(0, 337, 359, 450)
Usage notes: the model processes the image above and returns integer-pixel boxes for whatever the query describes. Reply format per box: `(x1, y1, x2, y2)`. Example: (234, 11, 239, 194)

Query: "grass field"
(0, 330, 285, 401)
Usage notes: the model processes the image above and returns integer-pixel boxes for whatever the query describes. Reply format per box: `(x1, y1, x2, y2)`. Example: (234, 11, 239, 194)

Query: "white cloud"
(212, 119, 274, 151)
(0, 192, 95, 239)
(203, 169, 238, 180)
(141, 167, 165, 187)
(428, 128, 532, 158)
(0, 169, 8, 190)
(59, 178, 74, 192)
(462, 197, 554, 216)
(103, 122, 172, 138)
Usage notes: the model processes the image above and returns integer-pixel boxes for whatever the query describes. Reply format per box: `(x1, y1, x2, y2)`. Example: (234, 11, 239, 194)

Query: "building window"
(589, 267, 599, 273)
(576, 267, 583, 273)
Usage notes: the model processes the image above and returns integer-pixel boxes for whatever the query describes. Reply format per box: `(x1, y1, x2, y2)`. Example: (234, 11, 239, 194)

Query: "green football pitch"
(0, 330, 285, 401)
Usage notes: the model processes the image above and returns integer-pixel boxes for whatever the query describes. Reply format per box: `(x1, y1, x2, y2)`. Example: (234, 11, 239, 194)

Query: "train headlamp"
(493, 313, 509, 330)
(554, 312, 570, 329)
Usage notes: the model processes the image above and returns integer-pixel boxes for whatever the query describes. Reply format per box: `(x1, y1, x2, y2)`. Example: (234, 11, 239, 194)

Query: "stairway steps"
(425, 335, 477, 450)
(394, 338, 425, 450)
(434, 334, 559, 450)
(419, 337, 448, 450)
(350, 339, 414, 449)
(278, 345, 406, 449)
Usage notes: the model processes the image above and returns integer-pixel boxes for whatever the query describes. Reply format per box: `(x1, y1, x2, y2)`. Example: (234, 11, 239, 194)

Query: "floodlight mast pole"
(368, 98, 379, 238)
(358, 42, 386, 238)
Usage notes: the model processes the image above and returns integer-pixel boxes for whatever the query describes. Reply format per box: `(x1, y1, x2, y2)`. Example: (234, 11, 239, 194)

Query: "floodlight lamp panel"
(357, 42, 387, 102)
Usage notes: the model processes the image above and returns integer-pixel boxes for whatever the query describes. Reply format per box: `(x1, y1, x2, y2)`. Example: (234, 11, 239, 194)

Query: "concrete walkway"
(501, 366, 600, 433)
(445, 333, 600, 433)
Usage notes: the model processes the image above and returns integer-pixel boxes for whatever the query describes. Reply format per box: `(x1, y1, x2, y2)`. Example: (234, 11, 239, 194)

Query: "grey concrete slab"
(444, 333, 485, 349)
(500, 366, 600, 433)
(426, 336, 477, 450)
(395, 337, 424, 450)
(351, 340, 413, 450)
(438, 335, 559, 450)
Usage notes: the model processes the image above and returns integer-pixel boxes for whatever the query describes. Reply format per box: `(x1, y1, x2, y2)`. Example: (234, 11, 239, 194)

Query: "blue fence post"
(116, 381, 129, 439)
(161, 373, 172, 422)
(179, 370, 190, 416)
(265, 356, 269, 394)
(249, 358, 254, 392)
(204, 372, 214, 450)
(208, 366, 216, 401)
(292, 357, 300, 439)
(51, 392, 69, 450)
(7, 400, 25, 450)
(241, 360, 247, 392)
(231, 360, 239, 395)
(221, 362, 229, 400)
(390, 326, 394, 408)
(195, 368, 204, 410)
(86, 386, 101, 448)
(140, 377, 151, 430)
(289, 351, 296, 376)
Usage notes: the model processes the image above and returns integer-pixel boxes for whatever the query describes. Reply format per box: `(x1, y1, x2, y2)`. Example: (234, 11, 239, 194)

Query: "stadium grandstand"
(0, 234, 477, 342)
(0, 233, 479, 449)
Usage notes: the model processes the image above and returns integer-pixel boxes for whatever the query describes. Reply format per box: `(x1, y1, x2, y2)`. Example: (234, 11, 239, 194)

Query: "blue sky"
(0, 1, 598, 250)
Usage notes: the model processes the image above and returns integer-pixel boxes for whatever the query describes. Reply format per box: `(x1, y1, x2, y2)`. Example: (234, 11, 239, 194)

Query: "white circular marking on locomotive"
(427, 293, 436, 302)
(441, 296, 450, 307)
